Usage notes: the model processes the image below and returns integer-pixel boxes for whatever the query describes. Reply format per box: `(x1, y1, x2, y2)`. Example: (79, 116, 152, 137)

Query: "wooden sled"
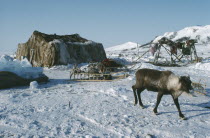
(69, 71, 129, 82)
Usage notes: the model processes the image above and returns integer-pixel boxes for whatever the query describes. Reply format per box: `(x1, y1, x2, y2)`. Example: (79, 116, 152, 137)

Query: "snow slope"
(153, 25, 210, 44)
(105, 42, 154, 64)
(0, 55, 44, 79)
(106, 42, 138, 51)
(105, 26, 210, 63)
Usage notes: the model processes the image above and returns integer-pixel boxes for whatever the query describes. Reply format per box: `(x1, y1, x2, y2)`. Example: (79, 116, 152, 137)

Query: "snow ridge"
(106, 42, 138, 51)
(153, 25, 210, 44)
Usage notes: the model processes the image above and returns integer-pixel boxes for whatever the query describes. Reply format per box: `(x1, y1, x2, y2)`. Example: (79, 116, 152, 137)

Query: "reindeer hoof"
(179, 114, 187, 120)
(153, 109, 157, 113)
(153, 109, 160, 115)
(154, 112, 160, 115)
(140, 106, 145, 109)
(180, 116, 187, 120)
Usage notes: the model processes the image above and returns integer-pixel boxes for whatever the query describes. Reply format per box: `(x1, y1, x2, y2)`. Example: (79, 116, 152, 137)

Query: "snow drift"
(0, 55, 43, 79)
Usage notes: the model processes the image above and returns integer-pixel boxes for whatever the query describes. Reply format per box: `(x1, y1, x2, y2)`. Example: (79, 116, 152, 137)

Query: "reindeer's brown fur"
(132, 68, 193, 119)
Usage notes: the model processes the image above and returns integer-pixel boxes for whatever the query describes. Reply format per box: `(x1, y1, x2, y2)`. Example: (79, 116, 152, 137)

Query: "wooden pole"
(162, 45, 182, 62)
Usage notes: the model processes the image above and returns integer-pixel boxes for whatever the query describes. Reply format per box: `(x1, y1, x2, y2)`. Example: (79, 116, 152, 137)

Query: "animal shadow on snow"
(158, 101, 210, 120)
(159, 88, 210, 119)
(181, 101, 210, 119)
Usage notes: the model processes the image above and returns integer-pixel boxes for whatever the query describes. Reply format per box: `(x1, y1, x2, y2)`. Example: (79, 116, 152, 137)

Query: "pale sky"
(1, 0, 210, 52)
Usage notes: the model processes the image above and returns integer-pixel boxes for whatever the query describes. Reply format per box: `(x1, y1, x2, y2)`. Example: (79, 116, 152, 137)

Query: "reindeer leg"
(137, 88, 145, 108)
(172, 97, 186, 119)
(132, 85, 138, 106)
(153, 92, 163, 114)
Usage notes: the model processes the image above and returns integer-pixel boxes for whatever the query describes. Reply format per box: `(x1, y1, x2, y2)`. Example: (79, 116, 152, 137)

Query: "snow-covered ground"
(0, 56, 210, 137)
(1, 28, 210, 137)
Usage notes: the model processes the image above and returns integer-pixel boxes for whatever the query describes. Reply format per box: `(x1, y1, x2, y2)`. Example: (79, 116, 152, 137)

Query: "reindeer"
(132, 68, 193, 119)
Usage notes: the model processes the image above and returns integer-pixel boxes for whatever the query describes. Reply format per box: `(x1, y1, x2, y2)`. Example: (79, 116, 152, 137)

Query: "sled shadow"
(38, 79, 78, 89)
(0, 79, 78, 91)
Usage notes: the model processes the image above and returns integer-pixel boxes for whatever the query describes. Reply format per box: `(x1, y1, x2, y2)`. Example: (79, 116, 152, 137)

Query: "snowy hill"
(106, 42, 138, 51)
(106, 25, 210, 53)
(105, 42, 144, 64)
(153, 25, 210, 44)
(106, 25, 210, 63)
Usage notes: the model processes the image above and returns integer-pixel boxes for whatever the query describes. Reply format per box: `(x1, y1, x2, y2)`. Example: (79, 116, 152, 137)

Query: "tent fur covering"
(16, 31, 107, 67)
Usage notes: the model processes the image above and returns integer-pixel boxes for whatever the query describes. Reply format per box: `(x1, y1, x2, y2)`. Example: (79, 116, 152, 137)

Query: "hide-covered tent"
(16, 31, 107, 67)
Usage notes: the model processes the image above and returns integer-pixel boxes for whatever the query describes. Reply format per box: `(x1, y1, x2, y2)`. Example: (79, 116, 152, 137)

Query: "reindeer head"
(179, 76, 193, 93)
